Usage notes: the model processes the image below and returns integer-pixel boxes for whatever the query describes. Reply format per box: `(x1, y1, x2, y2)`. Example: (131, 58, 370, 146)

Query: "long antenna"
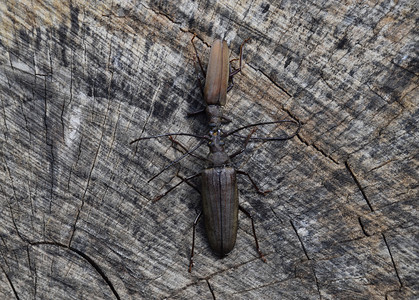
(130, 132, 209, 144)
(224, 120, 301, 140)
(147, 139, 206, 183)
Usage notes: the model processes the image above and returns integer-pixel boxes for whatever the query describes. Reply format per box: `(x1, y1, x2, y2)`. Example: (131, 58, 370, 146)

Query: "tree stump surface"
(0, 1, 417, 299)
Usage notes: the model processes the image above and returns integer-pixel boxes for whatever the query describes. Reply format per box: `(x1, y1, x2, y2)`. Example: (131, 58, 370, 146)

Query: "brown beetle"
(131, 35, 300, 272)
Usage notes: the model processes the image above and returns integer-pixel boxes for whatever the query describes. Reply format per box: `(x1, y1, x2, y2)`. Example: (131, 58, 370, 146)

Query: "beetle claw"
(188, 260, 194, 273)
(259, 251, 267, 263)
(259, 190, 271, 196)
(153, 195, 163, 202)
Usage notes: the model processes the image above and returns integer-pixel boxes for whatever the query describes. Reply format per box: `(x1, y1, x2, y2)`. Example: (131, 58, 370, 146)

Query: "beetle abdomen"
(201, 167, 239, 256)
(203, 40, 229, 106)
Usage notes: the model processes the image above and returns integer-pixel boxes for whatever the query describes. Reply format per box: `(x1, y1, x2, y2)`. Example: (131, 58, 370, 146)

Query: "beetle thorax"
(206, 105, 223, 128)
(207, 129, 230, 167)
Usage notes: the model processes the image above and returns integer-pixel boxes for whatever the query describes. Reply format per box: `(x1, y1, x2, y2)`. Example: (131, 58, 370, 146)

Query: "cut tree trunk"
(0, 1, 417, 299)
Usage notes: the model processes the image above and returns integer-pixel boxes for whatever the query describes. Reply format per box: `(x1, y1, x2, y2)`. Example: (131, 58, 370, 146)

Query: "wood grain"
(0, 0, 417, 299)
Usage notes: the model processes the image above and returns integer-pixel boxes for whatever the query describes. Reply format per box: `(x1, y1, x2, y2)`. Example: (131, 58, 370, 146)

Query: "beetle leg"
(239, 206, 267, 263)
(169, 136, 206, 160)
(168, 136, 206, 161)
(147, 139, 206, 183)
(221, 115, 232, 124)
(237, 170, 271, 195)
(187, 108, 206, 117)
(176, 173, 201, 194)
(152, 173, 200, 202)
(229, 127, 258, 159)
(227, 63, 235, 92)
(191, 34, 206, 77)
(227, 38, 250, 92)
(190, 34, 207, 113)
(192, 59, 205, 98)
(215, 110, 258, 176)
(189, 210, 203, 272)
(229, 37, 250, 77)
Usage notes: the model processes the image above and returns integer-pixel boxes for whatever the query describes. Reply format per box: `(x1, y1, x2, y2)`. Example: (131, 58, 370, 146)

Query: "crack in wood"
(25, 244, 38, 298)
(102, 2, 182, 27)
(41, 76, 56, 214)
(382, 233, 403, 289)
(0, 265, 20, 300)
(345, 161, 374, 212)
(251, 67, 292, 98)
(296, 134, 339, 165)
(194, 254, 268, 281)
(164, 278, 209, 298)
(358, 217, 370, 237)
(269, 206, 284, 224)
(367, 158, 397, 173)
(311, 142, 339, 164)
(290, 219, 310, 260)
(377, 109, 403, 137)
(231, 275, 296, 295)
(131, 83, 160, 156)
(30, 241, 121, 300)
(69, 83, 113, 246)
(107, 102, 121, 159)
(319, 70, 336, 92)
(206, 279, 216, 300)
(147, 4, 181, 25)
(312, 266, 322, 299)
(1, 162, 26, 243)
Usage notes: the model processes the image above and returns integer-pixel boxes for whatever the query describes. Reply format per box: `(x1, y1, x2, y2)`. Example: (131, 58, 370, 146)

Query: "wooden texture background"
(0, 0, 417, 299)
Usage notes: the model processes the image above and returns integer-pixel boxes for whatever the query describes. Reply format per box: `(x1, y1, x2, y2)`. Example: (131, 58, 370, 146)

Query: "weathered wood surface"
(0, 0, 417, 299)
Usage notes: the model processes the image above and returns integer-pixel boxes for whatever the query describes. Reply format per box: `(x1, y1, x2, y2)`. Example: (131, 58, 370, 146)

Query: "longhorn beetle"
(131, 35, 300, 271)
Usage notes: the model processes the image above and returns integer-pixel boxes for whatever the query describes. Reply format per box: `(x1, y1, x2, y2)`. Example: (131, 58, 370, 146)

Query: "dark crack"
(42, 76, 55, 213)
(1, 175, 25, 243)
(30, 241, 121, 300)
(68, 143, 99, 246)
(102, 3, 182, 26)
(206, 279, 216, 300)
(254, 67, 292, 98)
(382, 234, 403, 289)
(69, 65, 114, 246)
(131, 83, 159, 156)
(0, 265, 20, 299)
(290, 220, 310, 260)
(26, 245, 38, 298)
(345, 161, 374, 212)
(312, 266, 322, 299)
(296, 134, 339, 165)
(358, 217, 370, 237)
(319, 70, 336, 92)
(232, 275, 296, 295)
(311, 142, 339, 164)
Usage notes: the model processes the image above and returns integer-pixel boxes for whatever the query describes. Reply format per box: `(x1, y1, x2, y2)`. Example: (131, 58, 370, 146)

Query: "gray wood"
(0, 1, 417, 299)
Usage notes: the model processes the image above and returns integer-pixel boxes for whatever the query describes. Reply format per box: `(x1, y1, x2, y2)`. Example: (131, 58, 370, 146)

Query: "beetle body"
(202, 166, 238, 256)
(131, 36, 300, 271)
(202, 40, 230, 128)
(201, 128, 238, 256)
(204, 40, 229, 106)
